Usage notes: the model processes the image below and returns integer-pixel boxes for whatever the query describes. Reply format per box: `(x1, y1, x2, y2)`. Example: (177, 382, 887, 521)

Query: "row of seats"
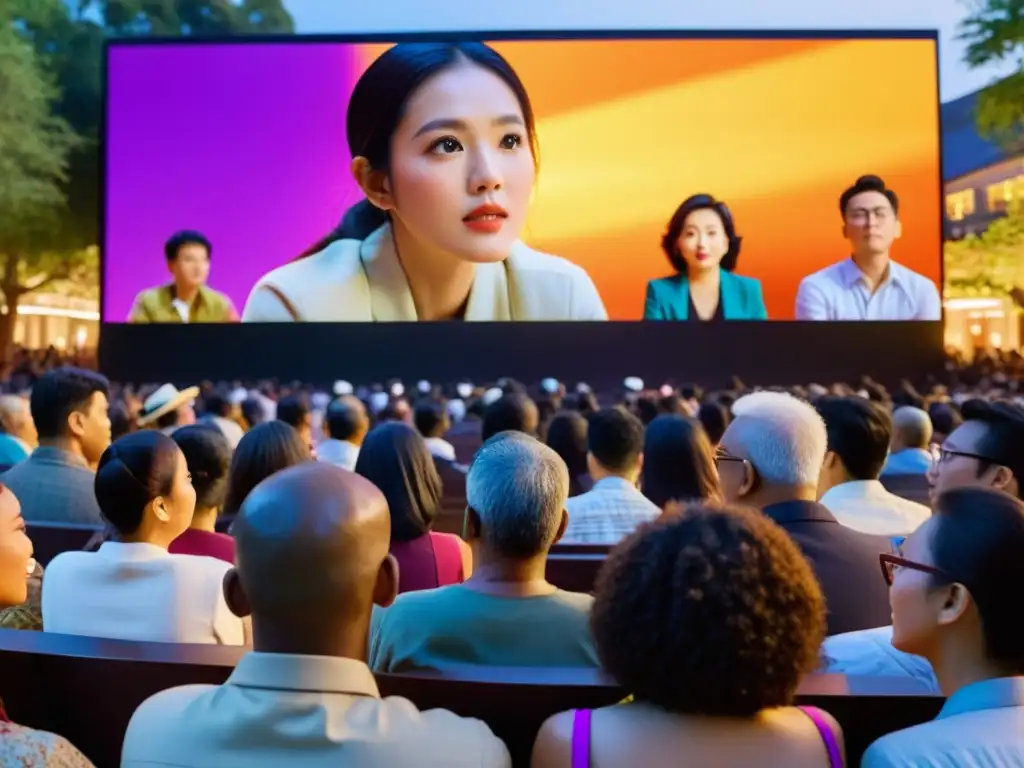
(0, 628, 941, 767)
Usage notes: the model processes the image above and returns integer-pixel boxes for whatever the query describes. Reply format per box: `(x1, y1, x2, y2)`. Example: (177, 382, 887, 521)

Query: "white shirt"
(795, 258, 941, 321)
(316, 439, 360, 471)
(424, 437, 456, 462)
(121, 652, 510, 768)
(171, 297, 191, 323)
(822, 625, 938, 692)
(562, 476, 662, 545)
(819, 479, 930, 536)
(42, 541, 244, 645)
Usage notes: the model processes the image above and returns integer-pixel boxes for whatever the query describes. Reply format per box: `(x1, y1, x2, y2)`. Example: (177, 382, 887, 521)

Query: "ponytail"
(294, 199, 389, 261)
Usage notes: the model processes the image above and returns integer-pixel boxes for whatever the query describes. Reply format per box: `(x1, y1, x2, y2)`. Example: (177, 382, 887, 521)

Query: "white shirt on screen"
(241, 224, 607, 322)
(819, 479, 930, 536)
(41, 541, 244, 645)
(794, 258, 941, 321)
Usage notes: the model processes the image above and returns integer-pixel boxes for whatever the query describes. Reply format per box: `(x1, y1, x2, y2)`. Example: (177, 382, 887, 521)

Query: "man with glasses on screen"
(794, 175, 941, 321)
(823, 398, 1024, 689)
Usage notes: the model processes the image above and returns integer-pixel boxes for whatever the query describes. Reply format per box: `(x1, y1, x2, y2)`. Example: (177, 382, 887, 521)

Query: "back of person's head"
(724, 392, 827, 487)
(466, 432, 568, 559)
(481, 393, 538, 442)
(634, 395, 659, 425)
(929, 401, 962, 439)
(275, 394, 311, 430)
(815, 396, 892, 481)
(697, 401, 730, 446)
(545, 411, 589, 484)
(412, 398, 448, 439)
(30, 366, 109, 441)
(0, 395, 28, 436)
(228, 463, 397, 638)
(172, 425, 232, 512)
(355, 422, 442, 543)
(223, 421, 311, 517)
(897, 488, 1024, 672)
(587, 407, 644, 475)
(95, 431, 190, 538)
(325, 396, 368, 443)
(592, 505, 826, 716)
(641, 415, 720, 507)
(240, 398, 267, 428)
(202, 392, 231, 419)
(892, 406, 933, 450)
(108, 401, 134, 442)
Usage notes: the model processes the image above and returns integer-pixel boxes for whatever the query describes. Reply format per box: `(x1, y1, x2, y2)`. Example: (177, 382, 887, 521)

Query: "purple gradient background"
(104, 43, 362, 321)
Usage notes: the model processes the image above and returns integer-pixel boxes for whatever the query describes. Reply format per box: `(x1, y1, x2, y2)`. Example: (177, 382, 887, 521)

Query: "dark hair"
(958, 400, 1024, 495)
(931, 488, 1024, 671)
(94, 431, 180, 535)
(172, 425, 232, 511)
(545, 411, 589, 496)
(154, 409, 180, 430)
(325, 397, 364, 442)
(276, 394, 311, 429)
(815, 396, 892, 481)
(223, 421, 310, 518)
(634, 396, 659, 426)
(297, 42, 538, 257)
(413, 398, 448, 439)
(641, 415, 720, 507)
(661, 195, 742, 274)
(30, 367, 110, 440)
(355, 422, 442, 543)
(588, 407, 644, 474)
(591, 505, 826, 715)
(839, 174, 899, 217)
(108, 401, 134, 442)
(929, 401, 963, 437)
(164, 230, 212, 261)
(482, 393, 538, 442)
(202, 392, 231, 418)
(240, 398, 267, 429)
(697, 401, 730, 446)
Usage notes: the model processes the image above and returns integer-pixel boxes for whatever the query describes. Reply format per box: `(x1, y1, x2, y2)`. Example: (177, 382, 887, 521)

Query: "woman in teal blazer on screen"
(644, 194, 767, 321)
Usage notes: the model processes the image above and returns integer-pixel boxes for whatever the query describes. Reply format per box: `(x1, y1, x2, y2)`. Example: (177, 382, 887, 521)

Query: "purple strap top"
(570, 706, 842, 768)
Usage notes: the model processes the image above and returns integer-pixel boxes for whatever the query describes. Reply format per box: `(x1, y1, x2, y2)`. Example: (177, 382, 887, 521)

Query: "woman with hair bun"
(242, 42, 607, 323)
(41, 431, 245, 645)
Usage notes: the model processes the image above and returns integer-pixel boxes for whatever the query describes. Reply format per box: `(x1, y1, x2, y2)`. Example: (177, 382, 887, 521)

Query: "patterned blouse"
(0, 714, 94, 767)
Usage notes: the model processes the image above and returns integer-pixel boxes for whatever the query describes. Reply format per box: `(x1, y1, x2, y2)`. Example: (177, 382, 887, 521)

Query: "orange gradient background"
(358, 39, 941, 320)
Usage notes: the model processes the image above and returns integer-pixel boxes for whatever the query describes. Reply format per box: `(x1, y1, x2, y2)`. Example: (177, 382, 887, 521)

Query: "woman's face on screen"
(676, 208, 729, 275)
(384, 62, 535, 264)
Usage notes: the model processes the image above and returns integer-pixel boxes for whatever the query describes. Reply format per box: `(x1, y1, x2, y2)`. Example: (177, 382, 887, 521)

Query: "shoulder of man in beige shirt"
(121, 652, 510, 768)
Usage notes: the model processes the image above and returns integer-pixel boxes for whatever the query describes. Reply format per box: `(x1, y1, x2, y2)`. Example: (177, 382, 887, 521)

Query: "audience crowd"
(0, 350, 1022, 765)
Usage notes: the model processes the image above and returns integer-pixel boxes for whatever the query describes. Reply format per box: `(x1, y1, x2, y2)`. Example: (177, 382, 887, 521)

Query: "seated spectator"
(446, 395, 484, 465)
(276, 393, 313, 452)
(3, 367, 110, 524)
(562, 408, 660, 544)
(882, 406, 933, 476)
(862, 488, 1024, 766)
(481, 393, 538, 441)
(928, 401, 962, 446)
(42, 431, 244, 645)
(222, 421, 311, 520)
(169, 425, 234, 562)
(0, 395, 36, 467)
(199, 391, 245, 449)
(240, 397, 268, 429)
(718, 392, 891, 635)
(816, 397, 929, 536)
(371, 432, 597, 672)
(697, 400, 730, 447)
(137, 383, 198, 435)
(533, 505, 842, 768)
(356, 422, 471, 593)
(108, 401, 135, 442)
(413, 398, 456, 462)
(121, 463, 510, 767)
(0, 484, 95, 765)
(317, 396, 369, 471)
(545, 411, 591, 497)
(640, 415, 720, 508)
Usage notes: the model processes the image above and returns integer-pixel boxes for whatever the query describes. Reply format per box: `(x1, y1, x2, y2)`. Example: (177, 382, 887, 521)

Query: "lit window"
(946, 190, 976, 221)
(986, 175, 1024, 213)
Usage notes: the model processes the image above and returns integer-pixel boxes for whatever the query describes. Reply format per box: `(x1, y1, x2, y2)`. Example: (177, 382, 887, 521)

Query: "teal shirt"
(644, 271, 768, 320)
(370, 584, 598, 672)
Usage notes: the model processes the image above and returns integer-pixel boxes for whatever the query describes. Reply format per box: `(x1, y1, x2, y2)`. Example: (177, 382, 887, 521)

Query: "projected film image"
(103, 37, 942, 323)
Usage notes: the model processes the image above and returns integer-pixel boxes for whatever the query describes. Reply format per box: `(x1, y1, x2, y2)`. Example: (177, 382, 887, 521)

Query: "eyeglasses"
(879, 553, 951, 587)
(929, 445, 999, 466)
(714, 451, 747, 467)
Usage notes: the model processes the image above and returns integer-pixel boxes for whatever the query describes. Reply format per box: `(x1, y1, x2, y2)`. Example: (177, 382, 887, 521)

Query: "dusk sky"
(283, 0, 1014, 102)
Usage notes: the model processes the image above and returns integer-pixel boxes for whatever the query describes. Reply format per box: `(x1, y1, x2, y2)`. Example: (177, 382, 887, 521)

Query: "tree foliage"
(945, 204, 1024, 303)
(958, 0, 1024, 148)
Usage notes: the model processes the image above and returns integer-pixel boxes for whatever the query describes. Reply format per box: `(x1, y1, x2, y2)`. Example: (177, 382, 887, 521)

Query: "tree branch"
(22, 267, 69, 293)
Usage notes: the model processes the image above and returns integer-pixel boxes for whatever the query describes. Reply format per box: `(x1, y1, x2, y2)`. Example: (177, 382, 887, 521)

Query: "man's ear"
(464, 506, 482, 542)
(990, 465, 1015, 494)
(936, 582, 971, 628)
(223, 569, 251, 619)
(67, 409, 87, 439)
(552, 508, 569, 545)
(350, 156, 394, 212)
(373, 553, 399, 609)
(738, 462, 757, 498)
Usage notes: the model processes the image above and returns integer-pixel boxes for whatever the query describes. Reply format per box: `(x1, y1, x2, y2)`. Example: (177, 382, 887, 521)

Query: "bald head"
(892, 406, 933, 451)
(232, 462, 392, 627)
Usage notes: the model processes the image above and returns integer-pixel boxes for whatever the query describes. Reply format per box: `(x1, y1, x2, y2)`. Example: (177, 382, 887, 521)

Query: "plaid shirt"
(561, 477, 661, 545)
